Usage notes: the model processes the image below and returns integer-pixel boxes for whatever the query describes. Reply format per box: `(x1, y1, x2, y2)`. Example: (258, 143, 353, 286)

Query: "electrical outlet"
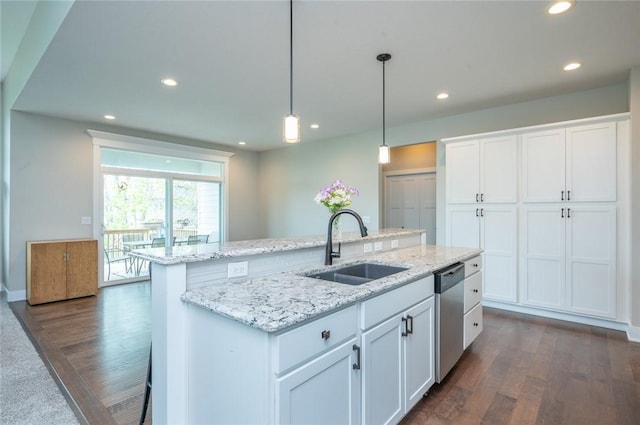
(374, 242, 383, 251)
(81, 216, 92, 225)
(228, 261, 249, 278)
(391, 239, 398, 249)
(364, 243, 373, 253)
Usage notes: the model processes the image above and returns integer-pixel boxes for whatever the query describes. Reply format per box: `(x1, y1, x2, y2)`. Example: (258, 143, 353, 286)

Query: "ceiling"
(6, 1, 640, 151)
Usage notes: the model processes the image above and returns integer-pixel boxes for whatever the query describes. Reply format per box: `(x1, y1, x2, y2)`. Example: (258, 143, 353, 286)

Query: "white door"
(446, 141, 480, 204)
(386, 173, 436, 244)
(480, 135, 518, 203)
(521, 129, 566, 202)
(520, 205, 566, 309)
(566, 122, 617, 202)
(565, 206, 616, 318)
(361, 314, 403, 425)
(480, 206, 518, 302)
(403, 298, 434, 413)
(276, 339, 360, 425)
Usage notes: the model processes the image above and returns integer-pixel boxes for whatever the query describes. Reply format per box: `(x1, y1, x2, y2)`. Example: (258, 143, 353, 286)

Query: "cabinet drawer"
(464, 271, 483, 313)
(274, 305, 358, 374)
(360, 276, 434, 330)
(464, 255, 482, 278)
(463, 303, 483, 349)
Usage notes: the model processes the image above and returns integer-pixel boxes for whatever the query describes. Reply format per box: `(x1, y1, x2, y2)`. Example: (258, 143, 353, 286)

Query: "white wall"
(5, 111, 260, 297)
(257, 83, 629, 244)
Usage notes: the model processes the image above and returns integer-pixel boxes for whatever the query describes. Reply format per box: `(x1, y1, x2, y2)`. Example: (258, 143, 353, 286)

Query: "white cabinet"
(446, 135, 517, 204)
(361, 297, 434, 425)
(446, 205, 517, 303)
(464, 303, 483, 349)
(276, 339, 360, 425)
(522, 122, 616, 203)
(521, 205, 616, 318)
(462, 256, 483, 349)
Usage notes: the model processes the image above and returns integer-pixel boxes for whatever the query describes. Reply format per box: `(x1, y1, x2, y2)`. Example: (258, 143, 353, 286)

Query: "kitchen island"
(131, 230, 482, 424)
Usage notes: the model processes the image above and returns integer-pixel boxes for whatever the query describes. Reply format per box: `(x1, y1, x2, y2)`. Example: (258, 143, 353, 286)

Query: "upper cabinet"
(522, 122, 616, 203)
(446, 135, 517, 204)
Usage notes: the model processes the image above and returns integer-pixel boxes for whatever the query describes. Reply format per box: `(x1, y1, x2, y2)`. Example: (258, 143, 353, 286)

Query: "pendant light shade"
(377, 53, 391, 164)
(283, 0, 301, 144)
(284, 113, 300, 144)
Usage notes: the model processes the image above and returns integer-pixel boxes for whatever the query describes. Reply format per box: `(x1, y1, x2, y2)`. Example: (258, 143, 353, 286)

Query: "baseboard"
(483, 300, 629, 334)
(627, 325, 640, 343)
(2, 284, 27, 302)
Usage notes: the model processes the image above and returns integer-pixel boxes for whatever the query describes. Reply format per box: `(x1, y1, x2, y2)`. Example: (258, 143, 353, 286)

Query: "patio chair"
(104, 248, 130, 280)
(187, 234, 209, 245)
(151, 237, 165, 247)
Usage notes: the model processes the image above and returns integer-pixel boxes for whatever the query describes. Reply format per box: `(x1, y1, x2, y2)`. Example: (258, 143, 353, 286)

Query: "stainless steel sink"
(306, 263, 408, 285)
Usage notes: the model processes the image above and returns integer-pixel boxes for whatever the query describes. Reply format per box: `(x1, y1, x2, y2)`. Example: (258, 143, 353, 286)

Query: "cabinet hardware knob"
(473, 322, 479, 327)
(321, 330, 330, 340)
(352, 344, 361, 370)
(473, 289, 479, 293)
(472, 263, 478, 268)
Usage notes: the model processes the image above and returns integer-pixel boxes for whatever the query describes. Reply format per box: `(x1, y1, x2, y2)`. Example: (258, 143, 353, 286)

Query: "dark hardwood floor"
(10, 283, 640, 425)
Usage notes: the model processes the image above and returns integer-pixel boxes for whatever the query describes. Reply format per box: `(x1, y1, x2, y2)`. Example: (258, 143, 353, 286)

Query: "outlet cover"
(391, 239, 399, 249)
(364, 243, 373, 253)
(81, 216, 92, 225)
(228, 261, 249, 278)
(374, 242, 383, 251)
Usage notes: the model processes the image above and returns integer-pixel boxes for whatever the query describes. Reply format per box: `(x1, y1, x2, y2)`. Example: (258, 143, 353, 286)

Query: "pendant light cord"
(382, 58, 386, 146)
(289, 0, 294, 115)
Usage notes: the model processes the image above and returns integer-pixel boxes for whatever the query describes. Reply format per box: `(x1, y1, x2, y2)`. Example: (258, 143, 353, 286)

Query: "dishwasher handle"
(434, 262, 465, 293)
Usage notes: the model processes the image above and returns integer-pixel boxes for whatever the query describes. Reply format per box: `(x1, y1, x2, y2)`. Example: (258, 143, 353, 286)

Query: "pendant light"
(284, 0, 300, 143)
(377, 53, 391, 164)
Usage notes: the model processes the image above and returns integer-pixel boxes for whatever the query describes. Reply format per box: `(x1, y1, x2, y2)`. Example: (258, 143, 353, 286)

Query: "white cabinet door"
(565, 206, 616, 318)
(403, 298, 434, 413)
(362, 314, 403, 425)
(276, 339, 360, 425)
(566, 122, 617, 202)
(481, 206, 518, 303)
(521, 206, 566, 309)
(446, 205, 481, 249)
(522, 129, 565, 202)
(446, 141, 480, 204)
(481, 135, 518, 203)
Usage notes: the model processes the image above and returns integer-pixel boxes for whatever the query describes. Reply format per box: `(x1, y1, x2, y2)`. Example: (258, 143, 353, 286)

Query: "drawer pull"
(473, 289, 479, 293)
(321, 330, 330, 340)
(473, 322, 479, 327)
(401, 317, 409, 337)
(352, 344, 361, 370)
(472, 263, 478, 268)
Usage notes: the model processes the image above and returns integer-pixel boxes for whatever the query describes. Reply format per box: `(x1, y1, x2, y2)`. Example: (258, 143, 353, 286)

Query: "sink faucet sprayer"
(325, 209, 368, 265)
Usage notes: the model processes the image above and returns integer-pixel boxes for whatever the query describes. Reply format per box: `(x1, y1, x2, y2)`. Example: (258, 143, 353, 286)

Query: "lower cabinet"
(276, 338, 360, 425)
(361, 297, 435, 425)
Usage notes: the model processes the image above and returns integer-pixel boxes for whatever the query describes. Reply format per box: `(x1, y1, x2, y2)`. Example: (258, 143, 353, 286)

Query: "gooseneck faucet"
(325, 208, 368, 265)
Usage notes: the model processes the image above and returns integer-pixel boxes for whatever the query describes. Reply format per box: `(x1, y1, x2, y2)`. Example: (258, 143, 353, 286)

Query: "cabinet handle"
(473, 289, 479, 293)
(321, 330, 330, 340)
(561, 190, 564, 201)
(480, 208, 484, 217)
(567, 208, 571, 218)
(567, 190, 571, 201)
(480, 193, 484, 202)
(402, 317, 409, 337)
(473, 322, 479, 327)
(352, 344, 361, 370)
(407, 315, 414, 335)
(476, 193, 479, 202)
(475, 208, 479, 217)
(561, 208, 565, 218)
(472, 263, 478, 268)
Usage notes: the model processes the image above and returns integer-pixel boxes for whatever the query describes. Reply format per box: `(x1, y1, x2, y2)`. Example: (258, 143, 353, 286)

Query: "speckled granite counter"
(181, 245, 481, 333)
(129, 228, 423, 265)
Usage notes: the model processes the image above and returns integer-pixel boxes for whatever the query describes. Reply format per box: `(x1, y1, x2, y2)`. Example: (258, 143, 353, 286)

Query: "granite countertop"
(181, 244, 482, 333)
(128, 228, 423, 265)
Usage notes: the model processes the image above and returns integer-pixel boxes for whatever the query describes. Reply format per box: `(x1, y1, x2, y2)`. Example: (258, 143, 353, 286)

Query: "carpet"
(0, 294, 80, 425)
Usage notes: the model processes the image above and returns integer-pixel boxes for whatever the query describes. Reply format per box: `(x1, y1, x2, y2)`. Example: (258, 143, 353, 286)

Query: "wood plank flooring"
(10, 283, 640, 425)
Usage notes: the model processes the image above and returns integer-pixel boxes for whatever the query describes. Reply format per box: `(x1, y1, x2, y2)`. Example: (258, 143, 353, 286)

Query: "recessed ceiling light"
(310, 124, 320, 129)
(238, 141, 246, 145)
(548, 1, 573, 15)
(437, 92, 449, 100)
(563, 62, 581, 71)
(104, 114, 115, 120)
(161, 78, 178, 87)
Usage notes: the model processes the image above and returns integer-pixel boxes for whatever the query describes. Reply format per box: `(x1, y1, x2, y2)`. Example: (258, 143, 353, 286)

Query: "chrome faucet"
(325, 208, 368, 265)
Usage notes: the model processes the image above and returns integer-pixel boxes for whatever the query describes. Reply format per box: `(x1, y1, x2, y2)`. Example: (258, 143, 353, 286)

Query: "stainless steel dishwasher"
(434, 262, 465, 383)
